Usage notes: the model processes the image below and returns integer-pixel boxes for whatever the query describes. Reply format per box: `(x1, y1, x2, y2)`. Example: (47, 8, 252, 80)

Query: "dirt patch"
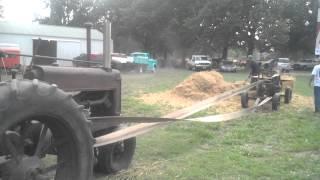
(140, 71, 245, 112)
(291, 94, 313, 109)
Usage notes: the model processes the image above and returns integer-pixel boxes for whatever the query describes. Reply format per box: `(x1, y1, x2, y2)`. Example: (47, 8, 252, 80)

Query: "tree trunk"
(162, 50, 168, 68)
(247, 34, 255, 56)
(180, 50, 187, 68)
(222, 46, 229, 59)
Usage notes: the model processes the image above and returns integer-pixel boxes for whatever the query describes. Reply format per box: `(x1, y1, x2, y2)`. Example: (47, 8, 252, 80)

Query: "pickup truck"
(129, 52, 158, 72)
(73, 52, 158, 73)
(277, 58, 292, 72)
(185, 55, 212, 71)
(292, 59, 319, 70)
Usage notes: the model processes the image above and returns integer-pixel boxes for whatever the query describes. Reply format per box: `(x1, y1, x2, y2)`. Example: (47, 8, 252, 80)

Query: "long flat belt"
(93, 81, 267, 147)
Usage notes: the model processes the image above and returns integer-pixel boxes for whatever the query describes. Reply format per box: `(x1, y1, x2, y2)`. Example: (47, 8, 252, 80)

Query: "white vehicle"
(186, 55, 212, 71)
(277, 58, 292, 72)
(112, 53, 133, 64)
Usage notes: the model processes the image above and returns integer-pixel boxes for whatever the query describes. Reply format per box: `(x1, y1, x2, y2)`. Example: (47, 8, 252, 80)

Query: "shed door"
(33, 39, 57, 65)
(57, 41, 81, 67)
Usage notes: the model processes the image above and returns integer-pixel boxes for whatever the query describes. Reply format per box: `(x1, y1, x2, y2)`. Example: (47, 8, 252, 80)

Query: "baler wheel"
(284, 87, 293, 104)
(272, 93, 281, 111)
(241, 92, 249, 108)
(256, 81, 264, 97)
(0, 80, 94, 180)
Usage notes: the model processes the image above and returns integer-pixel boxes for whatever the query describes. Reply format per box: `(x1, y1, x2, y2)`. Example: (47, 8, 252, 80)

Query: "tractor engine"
(24, 65, 122, 130)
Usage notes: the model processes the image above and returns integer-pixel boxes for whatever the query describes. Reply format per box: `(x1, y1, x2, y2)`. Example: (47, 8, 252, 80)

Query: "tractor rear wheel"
(284, 87, 293, 104)
(0, 80, 94, 180)
(95, 127, 136, 174)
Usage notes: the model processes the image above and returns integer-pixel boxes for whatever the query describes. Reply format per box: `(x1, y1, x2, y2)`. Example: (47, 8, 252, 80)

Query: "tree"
(283, 0, 318, 56)
(40, 0, 94, 27)
(189, 0, 242, 58)
(236, 0, 289, 56)
(39, 0, 316, 64)
(165, 0, 206, 64)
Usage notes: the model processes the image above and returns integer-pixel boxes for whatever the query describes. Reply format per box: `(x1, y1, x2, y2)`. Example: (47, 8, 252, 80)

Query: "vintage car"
(219, 60, 237, 72)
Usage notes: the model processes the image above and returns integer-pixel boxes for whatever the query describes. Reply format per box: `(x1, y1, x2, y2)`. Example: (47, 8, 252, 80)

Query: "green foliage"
(39, 0, 95, 26)
(40, 0, 318, 62)
(0, 0, 3, 18)
(294, 74, 313, 97)
(284, 0, 318, 55)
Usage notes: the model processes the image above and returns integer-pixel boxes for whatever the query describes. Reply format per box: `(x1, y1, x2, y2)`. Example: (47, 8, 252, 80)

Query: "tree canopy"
(0, 0, 3, 18)
(39, 0, 319, 64)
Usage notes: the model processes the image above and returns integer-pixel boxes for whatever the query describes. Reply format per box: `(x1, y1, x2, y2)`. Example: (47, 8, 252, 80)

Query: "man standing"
(310, 62, 320, 113)
(247, 55, 261, 83)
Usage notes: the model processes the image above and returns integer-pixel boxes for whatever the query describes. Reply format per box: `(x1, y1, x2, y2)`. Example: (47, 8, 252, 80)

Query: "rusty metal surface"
(24, 65, 121, 91)
(24, 65, 123, 116)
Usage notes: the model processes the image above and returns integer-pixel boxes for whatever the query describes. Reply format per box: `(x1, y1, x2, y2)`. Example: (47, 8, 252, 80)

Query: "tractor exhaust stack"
(84, 22, 93, 62)
(103, 19, 112, 69)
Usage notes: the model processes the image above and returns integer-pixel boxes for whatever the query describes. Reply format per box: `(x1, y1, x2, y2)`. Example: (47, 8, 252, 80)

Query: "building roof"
(0, 21, 103, 40)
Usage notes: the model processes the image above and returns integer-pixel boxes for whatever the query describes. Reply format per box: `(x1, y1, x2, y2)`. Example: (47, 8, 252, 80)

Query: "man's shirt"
(312, 64, 320, 87)
(250, 61, 260, 76)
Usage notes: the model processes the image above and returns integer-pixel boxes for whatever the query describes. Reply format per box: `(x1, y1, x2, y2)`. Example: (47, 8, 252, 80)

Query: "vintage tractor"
(241, 59, 294, 111)
(0, 22, 136, 180)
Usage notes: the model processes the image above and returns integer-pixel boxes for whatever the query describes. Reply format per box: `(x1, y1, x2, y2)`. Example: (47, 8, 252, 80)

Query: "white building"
(0, 21, 103, 66)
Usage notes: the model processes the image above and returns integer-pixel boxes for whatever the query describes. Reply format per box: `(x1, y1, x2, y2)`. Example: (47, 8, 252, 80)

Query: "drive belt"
(94, 81, 267, 147)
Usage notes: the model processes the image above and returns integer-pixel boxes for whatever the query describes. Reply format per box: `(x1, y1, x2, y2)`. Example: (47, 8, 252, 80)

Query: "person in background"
(247, 55, 261, 83)
(310, 62, 320, 113)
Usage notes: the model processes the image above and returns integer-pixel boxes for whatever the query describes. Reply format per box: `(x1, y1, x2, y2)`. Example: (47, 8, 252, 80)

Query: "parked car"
(277, 58, 292, 72)
(292, 59, 320, 70)
(211, 58, 223, 68)
(186, 55, 212, 71)
(219, 60, 237, 72)
(73, 54, 103, 67)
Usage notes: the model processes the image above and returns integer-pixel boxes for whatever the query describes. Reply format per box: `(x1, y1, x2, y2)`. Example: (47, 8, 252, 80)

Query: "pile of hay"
(171, 71, 243, 100)
(140, 71, 245, 111)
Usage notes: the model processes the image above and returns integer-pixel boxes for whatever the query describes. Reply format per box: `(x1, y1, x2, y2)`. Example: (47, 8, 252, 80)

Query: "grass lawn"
(99, 69, 319, 180)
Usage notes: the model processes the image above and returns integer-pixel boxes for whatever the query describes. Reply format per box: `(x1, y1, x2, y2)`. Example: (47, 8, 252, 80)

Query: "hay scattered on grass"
(140, 71, 313, 114)
(291, 95, 313, 109)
